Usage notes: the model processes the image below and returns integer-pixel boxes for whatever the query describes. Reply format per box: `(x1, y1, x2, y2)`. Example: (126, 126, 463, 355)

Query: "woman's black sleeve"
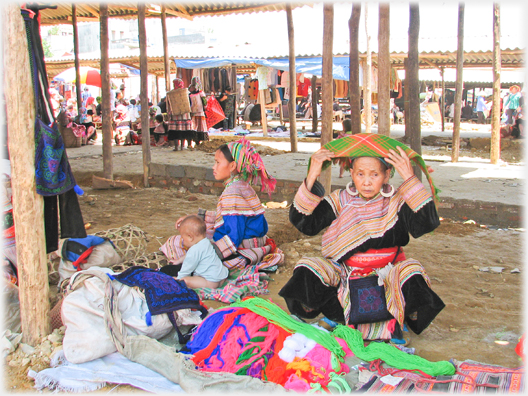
(289, 180, 337, 236)
(399, 200, 441, 239)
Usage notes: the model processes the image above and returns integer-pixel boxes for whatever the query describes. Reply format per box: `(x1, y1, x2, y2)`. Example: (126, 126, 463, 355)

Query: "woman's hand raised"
(306, 148, 335, 190)
(384, 146, 414, 181)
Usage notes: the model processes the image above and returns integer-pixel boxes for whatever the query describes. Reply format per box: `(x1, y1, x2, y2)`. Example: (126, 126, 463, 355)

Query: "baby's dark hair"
(217, 143, 234, 163)
(130, 99, 136, 105)
(155, 114, 164, 123)
(180, 215, 206, 237)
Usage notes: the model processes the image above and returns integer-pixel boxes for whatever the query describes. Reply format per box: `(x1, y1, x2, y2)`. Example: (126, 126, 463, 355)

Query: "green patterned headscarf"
(309, 133, 440, 203)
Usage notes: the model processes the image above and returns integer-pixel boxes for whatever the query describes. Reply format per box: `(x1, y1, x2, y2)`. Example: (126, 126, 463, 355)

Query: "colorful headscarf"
(173, 78, 184, 90)
(227, 138, 277, 195)
(86, 96, 95, 106)
(190, 76, 202, 92)
(310, 133, 440, 203)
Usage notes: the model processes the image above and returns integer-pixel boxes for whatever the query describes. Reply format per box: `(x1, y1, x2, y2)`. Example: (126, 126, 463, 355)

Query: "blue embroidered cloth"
(348, 275, 394, 325)
(35, 118, 76, 196)
(111, 266, 208, 343)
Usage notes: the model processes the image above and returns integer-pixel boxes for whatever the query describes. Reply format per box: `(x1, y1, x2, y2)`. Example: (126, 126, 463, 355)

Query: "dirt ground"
(3, 136, 524, 392)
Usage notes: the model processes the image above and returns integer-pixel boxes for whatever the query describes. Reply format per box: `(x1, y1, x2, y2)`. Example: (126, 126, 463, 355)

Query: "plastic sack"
(61, 267, 173, 364)
(2, 280, 21, 333)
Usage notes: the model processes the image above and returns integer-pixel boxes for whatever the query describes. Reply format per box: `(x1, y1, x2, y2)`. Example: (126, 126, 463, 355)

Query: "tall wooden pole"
(138, 3, 150, 187)
(408, 4, 422, 181)
(258, 88, 268, 136)
(441, 67, 445, 131)
(4, 4, 50, 345)
(311, 75, 318, 132)
(451, 3, 464, 163)
(231, 65, 237, 125)
(349, 3, 362, 135)
(490, 4, 501, 164)
(161, 4, 171, 92)
(72, 5, 82, 115)
(286, 3, 298, 152)
(377, 3, 390, 136)
(319, 2, 334, 193)
(364, 3, 372, 133)
(99, 3, 113, 180)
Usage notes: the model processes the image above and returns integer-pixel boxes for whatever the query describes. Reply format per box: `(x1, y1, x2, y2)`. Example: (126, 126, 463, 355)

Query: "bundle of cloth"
(183, 297, 456, 392)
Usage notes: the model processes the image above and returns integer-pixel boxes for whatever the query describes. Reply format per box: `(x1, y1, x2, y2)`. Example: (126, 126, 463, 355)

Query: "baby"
(174, 215, 228, 289)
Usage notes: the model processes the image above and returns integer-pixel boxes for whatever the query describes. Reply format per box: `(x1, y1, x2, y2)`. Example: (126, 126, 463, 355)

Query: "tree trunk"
(377, 3, 390, 136)
(311, 75, 318, 132)
(161, 5, 171, 92)
(3, 3, 50, 346)
(138, 3, 151, 187)
(364, 3, 372, 133)
(452, 3, 465, 163)
(348, 3, 362, 135)
(408, 4, 422, 180)
(490, 4, 501, 164)
(72, 5, 82, 116)
(100, 3, 113, 180)
(319, 3, 334, 193)
(286, 4, 298, 152)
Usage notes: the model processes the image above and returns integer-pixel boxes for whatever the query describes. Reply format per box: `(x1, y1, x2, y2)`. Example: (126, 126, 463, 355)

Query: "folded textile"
(28, 350, 183, 393)
(195, 265, 269, 303)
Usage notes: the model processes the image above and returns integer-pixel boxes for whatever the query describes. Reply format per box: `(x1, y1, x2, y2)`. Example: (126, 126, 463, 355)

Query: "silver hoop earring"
(380, 184, 395, 198)
(346, 182, 359, 196)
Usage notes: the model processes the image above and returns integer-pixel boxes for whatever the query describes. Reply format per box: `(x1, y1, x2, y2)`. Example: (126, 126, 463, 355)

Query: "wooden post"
(232, 65, 237, 125)
(279, 103, 284, 125)
(441, 67, 445, 131)
(138, 3, 150, 187)
(99, 3, 113, 180)
(72, 5, 82, 114)
(319, 3, 334, 193)
(161, 4, 171, 92)
(311, 75, 318, 132)
(364, 3, 372, 133)
(286, 3, 298, 152)
(349, 3, 362, 135)
(490, 4, 501, 164)
(258, 88, 268, 136)
(377, 3, 390, 136)
(4, 3, 51, 345)
(408, 4, 422, 181)
(155, 76, 160, 104)
(451, 3, 464, 163)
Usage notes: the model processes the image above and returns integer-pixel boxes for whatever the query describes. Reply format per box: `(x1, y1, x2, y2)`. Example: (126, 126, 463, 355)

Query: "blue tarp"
(173, 56, 352, 81)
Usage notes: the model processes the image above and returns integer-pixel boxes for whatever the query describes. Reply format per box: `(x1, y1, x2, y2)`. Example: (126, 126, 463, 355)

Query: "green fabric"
(333, 325, 456, 377)
(230, 297, 346, 361)
(308, 133, 440, 203)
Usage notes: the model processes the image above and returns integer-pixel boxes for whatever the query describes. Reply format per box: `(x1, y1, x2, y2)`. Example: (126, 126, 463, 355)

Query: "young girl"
(161, 138, 283, 273)
(153, 114, 169, 147)
(189, 77, 208, 147)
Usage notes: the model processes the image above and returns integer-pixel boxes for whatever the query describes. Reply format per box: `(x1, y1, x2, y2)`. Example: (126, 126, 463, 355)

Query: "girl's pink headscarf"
(86, 96, 95, 106)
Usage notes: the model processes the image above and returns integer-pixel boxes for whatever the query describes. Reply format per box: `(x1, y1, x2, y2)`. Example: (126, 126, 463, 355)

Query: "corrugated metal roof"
(36, 2, 308, 25)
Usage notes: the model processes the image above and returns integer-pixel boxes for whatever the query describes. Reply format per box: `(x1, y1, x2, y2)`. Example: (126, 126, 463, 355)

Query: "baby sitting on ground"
(173, 215, 228, 289)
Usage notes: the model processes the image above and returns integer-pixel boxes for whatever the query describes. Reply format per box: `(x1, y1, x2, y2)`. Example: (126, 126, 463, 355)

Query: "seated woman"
(279, 133, 445, 344)
(161, 138, 283, 273)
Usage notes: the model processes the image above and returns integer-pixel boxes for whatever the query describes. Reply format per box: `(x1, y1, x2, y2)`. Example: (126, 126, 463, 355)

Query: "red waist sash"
(343, 247, 406, 274)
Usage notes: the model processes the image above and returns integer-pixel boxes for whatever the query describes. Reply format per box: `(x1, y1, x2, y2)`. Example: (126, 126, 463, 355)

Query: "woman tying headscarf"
(160, 138, 283, 273)
(279, 133, 445, 344)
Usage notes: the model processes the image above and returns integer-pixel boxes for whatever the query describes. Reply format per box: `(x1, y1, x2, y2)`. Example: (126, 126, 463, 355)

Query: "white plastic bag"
(61, 267, 173, 364)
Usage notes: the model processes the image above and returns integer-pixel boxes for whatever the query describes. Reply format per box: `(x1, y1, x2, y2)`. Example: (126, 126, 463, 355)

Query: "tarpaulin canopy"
(173, 56, 353, 81)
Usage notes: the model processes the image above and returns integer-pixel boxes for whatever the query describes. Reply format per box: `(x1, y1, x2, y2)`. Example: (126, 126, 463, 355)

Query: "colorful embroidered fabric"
(111, 266, 208, 343)
(316, 133, 440, 203)
(227, 138, 277, 194)
(195, 266, 270, 303)
(343, 247, 405, 268)
(35, 118, 76, 196)
(347, 275, 394, 325)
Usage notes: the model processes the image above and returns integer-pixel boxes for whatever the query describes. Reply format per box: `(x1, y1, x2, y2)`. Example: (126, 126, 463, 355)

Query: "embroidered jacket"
(290, 176, 440, 262)
(202, 179, 268, 259)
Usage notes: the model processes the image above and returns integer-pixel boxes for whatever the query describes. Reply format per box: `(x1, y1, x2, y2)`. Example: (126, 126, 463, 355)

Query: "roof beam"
(167, 5, 194, 20)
